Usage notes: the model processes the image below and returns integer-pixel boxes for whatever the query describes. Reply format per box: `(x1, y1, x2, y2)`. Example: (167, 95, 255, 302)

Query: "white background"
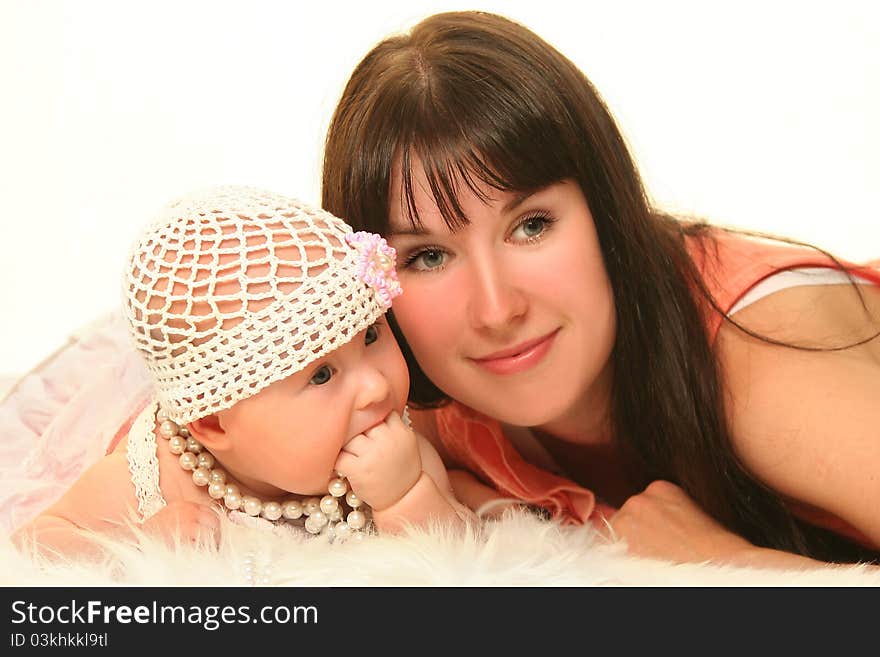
(1, 0, 878, 376)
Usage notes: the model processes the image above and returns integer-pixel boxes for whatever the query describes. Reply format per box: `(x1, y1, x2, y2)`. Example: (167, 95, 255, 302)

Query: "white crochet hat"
(122, 186, 402, 424)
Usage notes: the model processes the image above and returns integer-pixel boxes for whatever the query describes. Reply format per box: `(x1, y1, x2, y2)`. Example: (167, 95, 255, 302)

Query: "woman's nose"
(466, 255, 527, 331)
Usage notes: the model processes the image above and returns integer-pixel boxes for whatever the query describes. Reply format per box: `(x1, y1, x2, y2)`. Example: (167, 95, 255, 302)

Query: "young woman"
(321, 10, 880, 568)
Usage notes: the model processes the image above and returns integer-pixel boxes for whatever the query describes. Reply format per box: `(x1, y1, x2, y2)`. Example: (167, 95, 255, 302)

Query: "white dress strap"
(126, 399, 167, 522)
(729, 267, 878, 316)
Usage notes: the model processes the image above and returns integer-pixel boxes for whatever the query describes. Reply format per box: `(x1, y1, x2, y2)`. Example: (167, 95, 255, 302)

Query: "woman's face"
(387, 162, 616, 429)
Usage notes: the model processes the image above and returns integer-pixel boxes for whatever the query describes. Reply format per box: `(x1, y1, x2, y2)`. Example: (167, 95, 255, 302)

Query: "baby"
(13, 186, 471, 559)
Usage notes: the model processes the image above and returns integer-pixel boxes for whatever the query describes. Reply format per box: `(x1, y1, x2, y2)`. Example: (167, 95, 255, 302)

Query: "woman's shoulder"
(716, 279, 880, 443)
(683, 226, 878, 341)
(715, 283, 880, 547)
(717, 276, 880, 351)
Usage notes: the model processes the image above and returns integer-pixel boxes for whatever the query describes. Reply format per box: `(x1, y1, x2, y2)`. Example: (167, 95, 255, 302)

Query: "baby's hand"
(334, 411, 421, 511)
(141, 500, 221, 548)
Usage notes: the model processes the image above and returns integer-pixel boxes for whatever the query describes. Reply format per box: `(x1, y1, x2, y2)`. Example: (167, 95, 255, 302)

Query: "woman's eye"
(404, 248, 447, 271)
(364, 324, 379, 345)
(511, 215, 553, 242)
(309, 365, 333, 386)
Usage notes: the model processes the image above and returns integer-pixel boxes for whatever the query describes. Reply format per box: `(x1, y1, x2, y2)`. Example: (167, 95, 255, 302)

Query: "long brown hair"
(322, 11, 879, 563)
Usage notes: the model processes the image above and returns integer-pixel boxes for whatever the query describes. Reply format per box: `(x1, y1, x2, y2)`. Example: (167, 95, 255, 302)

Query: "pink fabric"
(0, 314, 151, 533)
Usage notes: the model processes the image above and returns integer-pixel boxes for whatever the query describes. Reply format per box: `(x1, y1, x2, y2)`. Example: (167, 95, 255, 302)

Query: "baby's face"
(212, 318, 410, 498)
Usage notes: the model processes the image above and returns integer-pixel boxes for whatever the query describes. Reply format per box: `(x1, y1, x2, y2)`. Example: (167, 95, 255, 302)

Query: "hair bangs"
(396, 77, 575, 232)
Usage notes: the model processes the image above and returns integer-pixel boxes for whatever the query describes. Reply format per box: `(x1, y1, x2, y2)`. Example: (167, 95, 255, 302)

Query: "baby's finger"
(341, 433, 370, 456)
(384, 410, 403, 430)
(365, 411, 412, 443)
(334, 451, 358, 477)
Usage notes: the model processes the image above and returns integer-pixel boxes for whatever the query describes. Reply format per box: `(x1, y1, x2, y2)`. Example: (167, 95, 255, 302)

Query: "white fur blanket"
(4, 510, 879, 587)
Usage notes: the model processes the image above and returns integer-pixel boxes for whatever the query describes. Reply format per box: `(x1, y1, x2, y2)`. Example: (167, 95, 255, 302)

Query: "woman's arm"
(717, 283, 880, 550)
(606, 480, 853, 570)
(609, 283, 880, 570)
(610, 283, 880, 569)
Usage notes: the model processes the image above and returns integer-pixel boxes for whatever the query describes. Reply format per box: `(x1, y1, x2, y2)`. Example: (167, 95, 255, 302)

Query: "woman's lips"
(471, 329, 559, 375)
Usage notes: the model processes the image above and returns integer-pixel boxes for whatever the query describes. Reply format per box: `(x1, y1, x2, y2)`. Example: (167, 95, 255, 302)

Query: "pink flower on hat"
(345, 231, 402, 309)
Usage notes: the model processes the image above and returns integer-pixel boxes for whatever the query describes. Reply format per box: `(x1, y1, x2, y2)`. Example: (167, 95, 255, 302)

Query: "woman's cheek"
(384, 340, 412, 408)
(394, 277, 459, 353)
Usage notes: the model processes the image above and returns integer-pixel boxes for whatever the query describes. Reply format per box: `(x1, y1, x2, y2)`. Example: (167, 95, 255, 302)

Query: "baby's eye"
(365, 324, 379, 345)
(309, 365, 333, 386)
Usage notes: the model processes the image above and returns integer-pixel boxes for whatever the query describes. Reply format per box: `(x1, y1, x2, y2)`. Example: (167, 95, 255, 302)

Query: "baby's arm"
(335, 411, 475, 533)
(12, 451, 144, 560)
(408, 407, 533, 519)
(370, 433, 477, 533)
(12, 450, 218, 560)
(446, 470, 517, 516)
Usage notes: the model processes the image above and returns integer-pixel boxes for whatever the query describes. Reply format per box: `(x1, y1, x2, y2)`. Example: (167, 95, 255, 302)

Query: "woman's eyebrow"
(503, 190, 535, 213)
(388, 189, 542, 236)
(388, 224, 432, 237)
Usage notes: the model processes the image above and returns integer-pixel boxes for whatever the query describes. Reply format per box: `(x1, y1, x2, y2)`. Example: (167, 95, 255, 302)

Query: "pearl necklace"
(155, 407, 371, 539)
